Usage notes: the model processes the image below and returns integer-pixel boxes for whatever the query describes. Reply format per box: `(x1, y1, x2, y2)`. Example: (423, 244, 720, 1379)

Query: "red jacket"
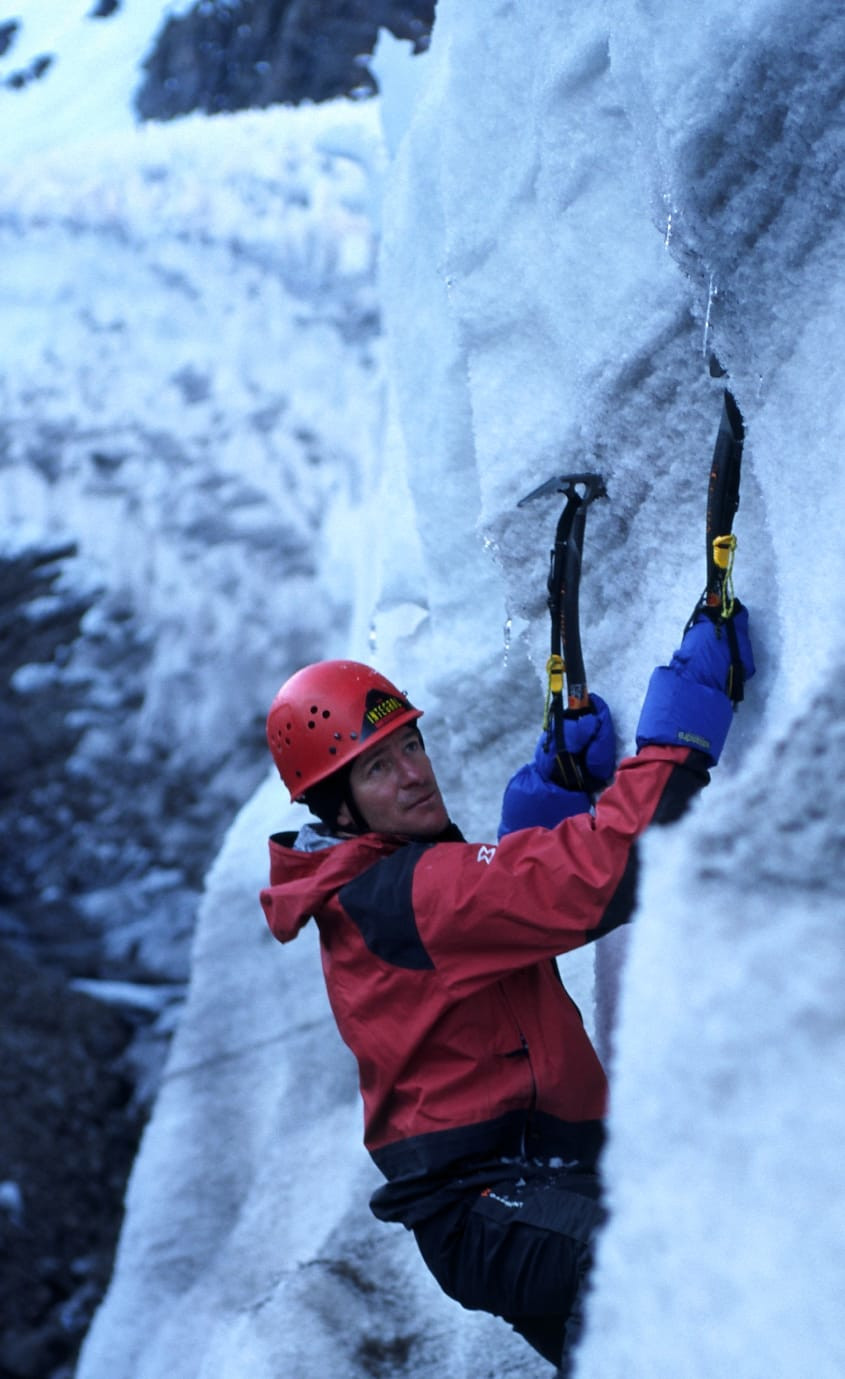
(260, 744, 705, 1223)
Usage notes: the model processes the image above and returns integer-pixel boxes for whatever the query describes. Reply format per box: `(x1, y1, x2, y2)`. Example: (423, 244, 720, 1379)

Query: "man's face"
(338, 724, 449, 838)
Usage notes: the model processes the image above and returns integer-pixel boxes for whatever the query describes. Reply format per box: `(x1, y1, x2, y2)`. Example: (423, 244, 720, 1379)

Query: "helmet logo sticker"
(360, 688, 410, 740)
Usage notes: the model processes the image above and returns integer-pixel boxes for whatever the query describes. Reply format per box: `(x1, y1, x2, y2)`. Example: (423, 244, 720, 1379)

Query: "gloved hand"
(498, 694, 615, 838)
(533, 693, 616, 791)
(498, 763, 591, 838)
(668, 603, 755, 692)
(636, 603, 755, 766)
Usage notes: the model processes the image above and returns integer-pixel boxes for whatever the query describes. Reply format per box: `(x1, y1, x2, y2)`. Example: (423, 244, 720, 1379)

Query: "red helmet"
(266, 660, 423, 800)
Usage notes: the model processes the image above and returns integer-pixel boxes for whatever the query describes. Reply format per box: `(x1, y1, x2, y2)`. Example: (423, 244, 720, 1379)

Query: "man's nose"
(397, 753, 426, 783)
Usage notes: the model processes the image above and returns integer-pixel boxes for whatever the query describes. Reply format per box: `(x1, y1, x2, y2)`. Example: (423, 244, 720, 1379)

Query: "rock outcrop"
(135, 0, 435, 119)
(0, 948, 141, 1379)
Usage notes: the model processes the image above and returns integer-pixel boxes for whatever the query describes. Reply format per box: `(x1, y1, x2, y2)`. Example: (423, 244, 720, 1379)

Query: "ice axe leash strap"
(518, 471, 607, 791)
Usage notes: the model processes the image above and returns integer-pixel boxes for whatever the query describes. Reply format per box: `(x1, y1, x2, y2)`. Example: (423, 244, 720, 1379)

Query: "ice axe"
(518, 471, 607, 790)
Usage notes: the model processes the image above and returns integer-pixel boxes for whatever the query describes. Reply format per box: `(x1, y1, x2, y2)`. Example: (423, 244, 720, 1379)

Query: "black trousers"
(412, 1167, 605, 1371)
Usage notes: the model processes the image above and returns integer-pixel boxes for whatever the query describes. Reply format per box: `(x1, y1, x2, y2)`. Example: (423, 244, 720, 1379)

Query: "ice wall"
(381, 3, 845, 1376)
(78, 3, 845, 1377)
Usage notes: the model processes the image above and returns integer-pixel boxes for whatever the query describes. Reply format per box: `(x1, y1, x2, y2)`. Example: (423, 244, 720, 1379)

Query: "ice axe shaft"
(705, 388, 744, 616)
(519, 471, 607, 710)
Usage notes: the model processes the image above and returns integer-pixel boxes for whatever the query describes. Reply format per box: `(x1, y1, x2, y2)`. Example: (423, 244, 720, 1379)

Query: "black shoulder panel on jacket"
(339, 843, 435, 970)
(587, 750, 712, 940)
(587, 843, 640, 941)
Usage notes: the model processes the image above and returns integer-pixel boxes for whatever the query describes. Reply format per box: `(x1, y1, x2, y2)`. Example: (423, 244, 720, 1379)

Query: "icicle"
(662, 192, 673, 248)
(368, 618, 377, 655)
(702, 273, 718, 357)
(503, 616, 512, 667)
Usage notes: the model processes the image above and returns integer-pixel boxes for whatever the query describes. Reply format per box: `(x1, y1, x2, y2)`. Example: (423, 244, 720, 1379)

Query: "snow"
(0, 84, 388, 888)
(2, 0, 843, 1376)
(69, 977, 185, 1015)
(0, 0, 164, 155)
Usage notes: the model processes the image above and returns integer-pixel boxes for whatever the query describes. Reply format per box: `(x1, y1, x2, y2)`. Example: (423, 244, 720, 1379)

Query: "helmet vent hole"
(322, 709, 331, 719)
(329, 747, 337, 755)
(310, 705, 318, 714)
(307, 720, 316, 730)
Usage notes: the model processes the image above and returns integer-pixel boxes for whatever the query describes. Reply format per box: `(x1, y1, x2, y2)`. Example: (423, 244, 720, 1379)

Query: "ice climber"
(259, 605, 754, 1375)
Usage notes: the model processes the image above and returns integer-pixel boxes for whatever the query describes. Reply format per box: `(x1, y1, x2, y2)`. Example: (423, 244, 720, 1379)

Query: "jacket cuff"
(635, 666, 734, 766)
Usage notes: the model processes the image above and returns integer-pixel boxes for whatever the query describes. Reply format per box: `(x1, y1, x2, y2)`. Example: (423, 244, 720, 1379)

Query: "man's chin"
(403, 799, 449, 837)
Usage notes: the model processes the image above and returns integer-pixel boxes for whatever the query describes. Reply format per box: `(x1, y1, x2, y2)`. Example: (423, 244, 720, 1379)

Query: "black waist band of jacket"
(368, 1111, 606, 1226)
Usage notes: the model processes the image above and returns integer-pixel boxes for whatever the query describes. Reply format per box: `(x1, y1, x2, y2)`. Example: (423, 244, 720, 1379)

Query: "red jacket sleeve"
(411, 744, 706, 997)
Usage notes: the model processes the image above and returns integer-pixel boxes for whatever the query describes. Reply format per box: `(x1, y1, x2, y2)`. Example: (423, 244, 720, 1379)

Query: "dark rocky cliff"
(0, 538, 196, 1378)
(136, 0, 435, 120)
(0, 951, 141, 1379)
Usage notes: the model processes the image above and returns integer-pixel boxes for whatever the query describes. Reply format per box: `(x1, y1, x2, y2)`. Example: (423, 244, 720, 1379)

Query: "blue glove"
(533, 693, 616, 790)
(636, 604, 755, 765)
(498, 763, 590, 838)
(498, 694, 615, 838)
(668, 604, 755, 691)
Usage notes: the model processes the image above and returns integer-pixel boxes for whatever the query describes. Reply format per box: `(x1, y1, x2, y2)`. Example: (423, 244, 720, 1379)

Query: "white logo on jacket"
(476, 845, 496, 865)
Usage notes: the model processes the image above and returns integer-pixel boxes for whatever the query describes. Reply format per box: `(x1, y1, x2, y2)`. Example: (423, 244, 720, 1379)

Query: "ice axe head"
(518, 471, 607, 510)
(518, 469, 607, 714)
